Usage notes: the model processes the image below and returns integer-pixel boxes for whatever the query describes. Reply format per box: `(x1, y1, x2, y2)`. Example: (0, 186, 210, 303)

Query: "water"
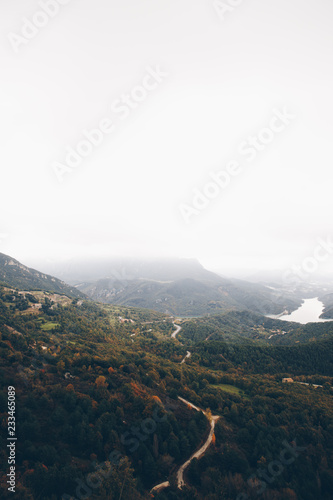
(276, 297, 332, 324)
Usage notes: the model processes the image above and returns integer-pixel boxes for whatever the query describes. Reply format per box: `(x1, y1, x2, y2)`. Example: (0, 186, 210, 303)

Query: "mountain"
(29, 256, 223, 284)
(77, 275, 302, 317)
(76, 276, 236, 316)
(0, 253, 85, 299)
(241, 271, 333, 318)
(320, 292, 333, 319)
(58, 258, 301, 317)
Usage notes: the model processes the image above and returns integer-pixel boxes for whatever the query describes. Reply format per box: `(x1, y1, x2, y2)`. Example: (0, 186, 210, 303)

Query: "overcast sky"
(1, 0, 333, 276)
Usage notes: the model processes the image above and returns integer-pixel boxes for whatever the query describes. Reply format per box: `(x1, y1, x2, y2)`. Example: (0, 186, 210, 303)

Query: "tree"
(97, 456, 140, 500)
(95, 376, 108, 389)
(211, 433, 216, 447)
(57, 360, 65, 373)
(205, 408, 213, 423)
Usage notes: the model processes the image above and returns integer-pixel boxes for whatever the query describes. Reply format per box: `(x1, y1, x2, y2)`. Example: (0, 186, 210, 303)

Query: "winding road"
(151, 397, 220, 494)
(180, 351, 191, 364)
(171, 322, 182, 338)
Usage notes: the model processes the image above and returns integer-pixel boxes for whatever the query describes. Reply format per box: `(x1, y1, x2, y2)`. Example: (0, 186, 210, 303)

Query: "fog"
(1, 0, 333, 278)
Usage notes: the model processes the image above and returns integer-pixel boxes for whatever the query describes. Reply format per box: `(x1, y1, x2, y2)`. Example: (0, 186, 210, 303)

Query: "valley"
(0, 253, 332, 500)
(35, 257, 305, 317)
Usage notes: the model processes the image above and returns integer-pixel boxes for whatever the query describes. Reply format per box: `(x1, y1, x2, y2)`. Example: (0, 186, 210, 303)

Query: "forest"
(0, 285, 332, 499)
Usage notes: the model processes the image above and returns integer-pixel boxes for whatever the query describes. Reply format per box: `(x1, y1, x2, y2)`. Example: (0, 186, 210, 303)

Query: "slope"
(0, 253, 85, 299)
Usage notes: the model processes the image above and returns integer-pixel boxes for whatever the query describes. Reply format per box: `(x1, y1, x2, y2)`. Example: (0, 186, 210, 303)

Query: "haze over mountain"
(1, 251, 333, 499)
(30, 256, 303, 317)
(3, 252, 333, 320)
(33, 257, 221, 284)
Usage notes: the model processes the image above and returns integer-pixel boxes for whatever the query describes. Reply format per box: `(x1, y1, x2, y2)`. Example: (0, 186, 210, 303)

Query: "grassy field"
(40, 322, 60, 331)
(211, 384, 243, 396)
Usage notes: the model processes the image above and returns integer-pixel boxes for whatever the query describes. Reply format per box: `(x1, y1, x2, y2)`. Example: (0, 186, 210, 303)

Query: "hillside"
(0, 278, 333, 500)
(31, 257, 301, 316)
(177, 310, 333, 346)
(55, 258, 301, 317)
(320, 292, 333, 319)
(1, 278, 333, 499)
(76, 277, 238, 316)
(0, 253, 85, 299)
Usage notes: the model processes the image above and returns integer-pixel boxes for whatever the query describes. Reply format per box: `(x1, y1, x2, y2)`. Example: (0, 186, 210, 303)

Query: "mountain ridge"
(62, 258, 301, 317)
(0, 252, 85, 299)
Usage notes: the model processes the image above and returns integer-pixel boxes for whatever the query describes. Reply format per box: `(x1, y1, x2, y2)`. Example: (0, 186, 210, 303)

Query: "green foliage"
(0, 283, 332, 499)
(0, 252, 84, 298)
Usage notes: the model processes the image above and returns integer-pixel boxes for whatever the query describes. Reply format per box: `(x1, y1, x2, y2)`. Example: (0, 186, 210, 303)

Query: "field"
(40, 321, 60, 331)
(211, 383, 244, 396)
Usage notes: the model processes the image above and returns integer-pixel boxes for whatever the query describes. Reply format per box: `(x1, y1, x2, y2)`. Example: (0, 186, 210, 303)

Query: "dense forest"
(0, 285, 332, 499)
(178, 310, 333, 346)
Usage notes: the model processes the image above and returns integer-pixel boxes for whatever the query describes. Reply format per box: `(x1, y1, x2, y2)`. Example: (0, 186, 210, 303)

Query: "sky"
(1, 0, 333, 277)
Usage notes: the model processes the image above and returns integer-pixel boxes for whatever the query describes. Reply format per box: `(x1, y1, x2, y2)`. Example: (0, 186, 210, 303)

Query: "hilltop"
(0, 253, 85, 299)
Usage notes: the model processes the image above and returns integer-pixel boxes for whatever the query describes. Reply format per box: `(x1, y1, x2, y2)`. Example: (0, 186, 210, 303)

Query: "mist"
(1, 0, 333, 280)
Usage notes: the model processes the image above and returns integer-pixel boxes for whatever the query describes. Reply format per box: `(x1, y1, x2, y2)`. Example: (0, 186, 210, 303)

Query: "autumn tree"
(95, 376, 108, 389)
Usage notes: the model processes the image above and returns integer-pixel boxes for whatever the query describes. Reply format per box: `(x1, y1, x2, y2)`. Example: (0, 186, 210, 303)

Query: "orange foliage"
(95, 375, 108, 388)
(211, 433, 216, 446)
(131, 382, 142, 396)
